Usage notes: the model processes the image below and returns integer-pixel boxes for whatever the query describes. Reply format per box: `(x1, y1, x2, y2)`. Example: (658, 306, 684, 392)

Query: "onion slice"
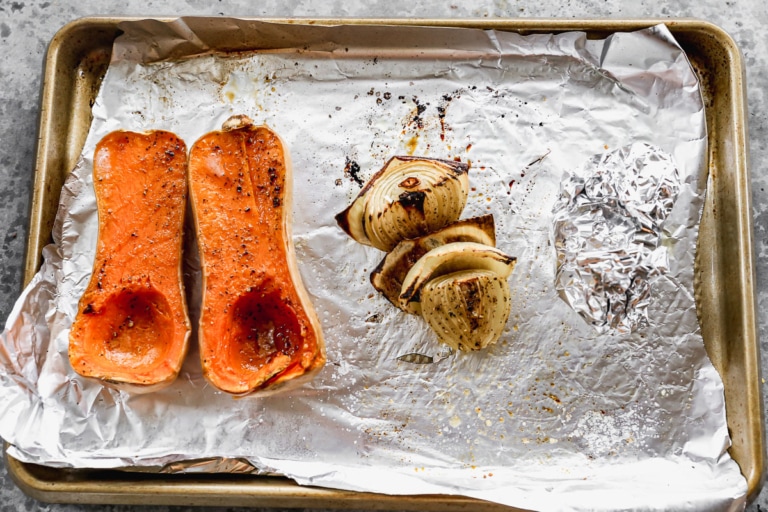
(370, 215, 496, 309)
(335, 156, 469, 251)
(399, 241, 516, 315)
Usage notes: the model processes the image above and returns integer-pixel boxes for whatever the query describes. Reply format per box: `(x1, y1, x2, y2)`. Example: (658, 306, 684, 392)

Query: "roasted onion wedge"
(335, 156, 469, 251)
(421, 269, 512, 352)
(399, 242, 516, 315)
(370, 215, 496, 309)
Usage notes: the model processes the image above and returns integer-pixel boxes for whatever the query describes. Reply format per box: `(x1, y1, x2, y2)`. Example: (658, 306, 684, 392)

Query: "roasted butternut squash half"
(188, 116, 325, 395)
(69, 130, 191, 392)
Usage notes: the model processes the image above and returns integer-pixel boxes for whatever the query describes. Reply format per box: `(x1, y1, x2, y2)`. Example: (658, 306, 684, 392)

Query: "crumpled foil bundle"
(0, 19, 747, 512)
(553, 142, 681, 334)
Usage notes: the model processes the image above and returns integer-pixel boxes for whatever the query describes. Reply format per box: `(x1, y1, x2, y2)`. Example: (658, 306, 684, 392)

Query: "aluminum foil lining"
(0, 19, 747, 512)
(553, 142, 681, 334)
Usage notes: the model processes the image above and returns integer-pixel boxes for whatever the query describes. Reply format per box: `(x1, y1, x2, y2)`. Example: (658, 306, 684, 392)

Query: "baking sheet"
(0, 18, 752, 510)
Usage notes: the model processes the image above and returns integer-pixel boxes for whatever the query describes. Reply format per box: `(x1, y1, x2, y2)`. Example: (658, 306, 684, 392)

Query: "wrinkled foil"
(553, 142, 681, 334)
(0, 19, 747, 512)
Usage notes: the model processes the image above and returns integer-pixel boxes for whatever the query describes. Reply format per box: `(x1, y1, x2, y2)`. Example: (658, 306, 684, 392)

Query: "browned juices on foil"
(69, 130, 191, 393)
(188, 116, 325, 396)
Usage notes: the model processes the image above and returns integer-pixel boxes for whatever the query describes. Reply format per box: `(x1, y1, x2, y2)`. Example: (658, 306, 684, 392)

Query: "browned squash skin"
(69, 130, 191, 392)
(188, 121, 325, 395)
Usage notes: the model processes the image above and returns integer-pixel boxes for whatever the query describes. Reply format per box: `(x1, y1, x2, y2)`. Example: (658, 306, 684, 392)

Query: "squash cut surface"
(69, 130, 191, 392)
(188, 119, 325, 395)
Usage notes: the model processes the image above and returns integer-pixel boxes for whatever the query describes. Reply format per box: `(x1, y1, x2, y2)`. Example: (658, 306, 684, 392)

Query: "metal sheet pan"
(7, 17, 764, 508)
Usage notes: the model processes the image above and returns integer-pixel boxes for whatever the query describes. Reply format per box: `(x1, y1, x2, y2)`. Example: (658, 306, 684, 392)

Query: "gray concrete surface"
(1, 0, 766, 510)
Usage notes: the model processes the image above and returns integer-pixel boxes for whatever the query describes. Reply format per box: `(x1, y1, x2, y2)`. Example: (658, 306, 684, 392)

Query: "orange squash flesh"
(188, 119, 325, 395)
(69, 131, 191, 392)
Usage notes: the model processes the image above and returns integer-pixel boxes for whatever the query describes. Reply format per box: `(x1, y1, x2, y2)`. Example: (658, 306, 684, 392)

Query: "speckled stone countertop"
(1, 1, 767, 511)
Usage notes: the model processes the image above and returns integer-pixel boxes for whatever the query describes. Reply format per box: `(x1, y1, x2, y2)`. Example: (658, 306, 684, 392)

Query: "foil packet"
(553, 142, 681, 334)
(0, 19, 747, 511)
